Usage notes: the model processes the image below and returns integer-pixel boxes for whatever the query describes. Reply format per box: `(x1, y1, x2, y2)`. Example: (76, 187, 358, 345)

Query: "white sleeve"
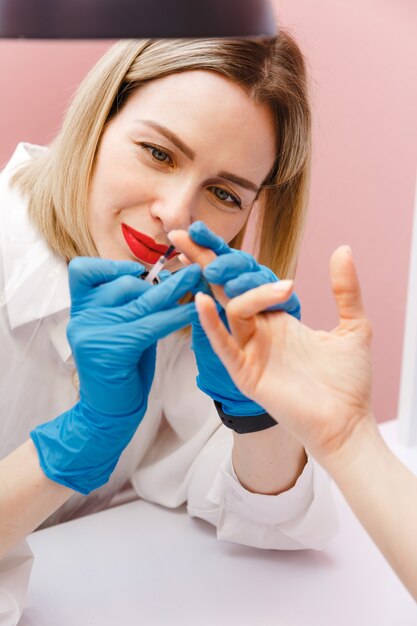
(186, 424, 339, 550)
(133, 333, 339, 551)
(0, 541, 34, 626)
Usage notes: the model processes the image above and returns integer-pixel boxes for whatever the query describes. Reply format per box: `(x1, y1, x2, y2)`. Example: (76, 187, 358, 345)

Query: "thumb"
(188, 221, 231, 255)
(330, 246, 367, 327)
(69, 257, 145, 296)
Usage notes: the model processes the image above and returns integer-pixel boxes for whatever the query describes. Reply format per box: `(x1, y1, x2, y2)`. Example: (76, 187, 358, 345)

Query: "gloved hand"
(188, 221, 301, 417)
(31, 257, 201, 494)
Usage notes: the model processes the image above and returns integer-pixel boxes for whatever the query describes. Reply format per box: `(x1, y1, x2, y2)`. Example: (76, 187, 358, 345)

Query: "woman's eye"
(141, 143, 173, 165)
(208, 186, 241, 208)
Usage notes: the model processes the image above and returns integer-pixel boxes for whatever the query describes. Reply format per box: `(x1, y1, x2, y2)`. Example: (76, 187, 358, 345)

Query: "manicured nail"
(178, 253, 191, 265)
(195, 291, 210, 306)
(272, 280, 293, 292)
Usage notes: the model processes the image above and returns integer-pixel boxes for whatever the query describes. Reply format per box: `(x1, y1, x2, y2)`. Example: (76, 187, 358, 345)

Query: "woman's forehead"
(117, 70, 277, 179)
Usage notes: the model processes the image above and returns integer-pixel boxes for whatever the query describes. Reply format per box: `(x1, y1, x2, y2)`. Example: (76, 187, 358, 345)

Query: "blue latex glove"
(31, 257, 201, 494)
(188, 221, 301, 417)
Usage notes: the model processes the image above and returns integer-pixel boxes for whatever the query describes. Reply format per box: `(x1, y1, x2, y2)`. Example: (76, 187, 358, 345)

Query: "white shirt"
(0, 144, 339, 625)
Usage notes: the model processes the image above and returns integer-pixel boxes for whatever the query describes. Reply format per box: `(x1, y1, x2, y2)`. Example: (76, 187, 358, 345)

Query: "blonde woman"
(0, 36, 338, 623)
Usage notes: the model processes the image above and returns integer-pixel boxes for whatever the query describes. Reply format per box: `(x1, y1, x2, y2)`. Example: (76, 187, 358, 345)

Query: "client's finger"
(168, 230, 227, 306)
(169, 229, 216, 266)
(226, 280, 294, 345)
(178, 253, 192, 266)
(330, 246, 370, 337)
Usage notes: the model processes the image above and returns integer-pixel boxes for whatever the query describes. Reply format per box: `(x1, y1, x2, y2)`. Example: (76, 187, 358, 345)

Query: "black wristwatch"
(214, 401, 278, 434)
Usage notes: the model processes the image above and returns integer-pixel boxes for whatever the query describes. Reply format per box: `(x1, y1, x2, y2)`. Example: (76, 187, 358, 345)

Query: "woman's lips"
(121, 223, 178, 265)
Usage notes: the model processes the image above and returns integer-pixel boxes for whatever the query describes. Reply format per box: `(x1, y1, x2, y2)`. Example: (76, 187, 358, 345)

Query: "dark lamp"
(0, 0, 277, 39)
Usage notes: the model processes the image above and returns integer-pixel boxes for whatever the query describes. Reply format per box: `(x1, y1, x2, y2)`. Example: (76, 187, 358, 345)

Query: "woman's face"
(88, 70, 276, 271)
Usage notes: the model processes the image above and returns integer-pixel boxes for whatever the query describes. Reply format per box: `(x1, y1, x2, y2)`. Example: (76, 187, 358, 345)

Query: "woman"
(0, 35, 337, 623)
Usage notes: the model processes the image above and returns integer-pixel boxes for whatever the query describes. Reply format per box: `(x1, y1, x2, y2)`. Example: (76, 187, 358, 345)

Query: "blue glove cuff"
(196, 375, 266, 417)
(30, 402, 142, 495)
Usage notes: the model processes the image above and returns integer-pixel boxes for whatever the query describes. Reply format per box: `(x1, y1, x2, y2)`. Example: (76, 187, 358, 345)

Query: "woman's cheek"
(199, 209, 247, 244)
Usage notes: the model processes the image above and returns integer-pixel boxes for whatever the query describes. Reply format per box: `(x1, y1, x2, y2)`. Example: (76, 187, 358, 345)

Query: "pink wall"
(0, 1, 416, 422)
(271, 0, 417, 422)
(0, 40, 113, 165)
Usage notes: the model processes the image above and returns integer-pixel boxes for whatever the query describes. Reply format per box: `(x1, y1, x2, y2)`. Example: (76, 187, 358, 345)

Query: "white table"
(21, 420, 417, 626)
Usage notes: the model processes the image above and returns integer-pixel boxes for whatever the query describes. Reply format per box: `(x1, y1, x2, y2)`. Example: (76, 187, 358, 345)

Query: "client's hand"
(31, 257, 201, 494)
(169, 222, 300, 419)
(194, 245, 373, 466)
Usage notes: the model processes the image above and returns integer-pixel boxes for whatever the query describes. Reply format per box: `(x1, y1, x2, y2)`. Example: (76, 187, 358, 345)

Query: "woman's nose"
(149, 190, 195, 233)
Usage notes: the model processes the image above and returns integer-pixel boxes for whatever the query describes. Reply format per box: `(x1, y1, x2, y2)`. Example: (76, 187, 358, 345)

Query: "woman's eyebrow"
(136, 119, 260, 195)
(137, 119, 195, 160)
(217, 171, 259, 194)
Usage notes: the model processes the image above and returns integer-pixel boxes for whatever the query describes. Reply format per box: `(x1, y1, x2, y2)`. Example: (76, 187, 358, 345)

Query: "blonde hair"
(13, 34, 311, 278)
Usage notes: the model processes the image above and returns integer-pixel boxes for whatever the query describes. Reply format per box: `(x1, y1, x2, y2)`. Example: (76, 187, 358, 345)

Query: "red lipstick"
(121, 223, 178, 264)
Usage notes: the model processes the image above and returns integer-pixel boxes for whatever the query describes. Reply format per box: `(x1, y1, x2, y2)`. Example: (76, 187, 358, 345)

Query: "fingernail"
(272, 280, 293, 292)
(167, 230, 179, 242)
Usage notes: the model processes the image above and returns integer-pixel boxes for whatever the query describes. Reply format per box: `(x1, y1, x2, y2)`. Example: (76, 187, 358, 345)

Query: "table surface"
(21, 420, 417, 626)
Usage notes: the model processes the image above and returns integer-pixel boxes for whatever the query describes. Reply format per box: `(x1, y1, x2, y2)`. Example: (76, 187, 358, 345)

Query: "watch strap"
(214, 401, 278, 434)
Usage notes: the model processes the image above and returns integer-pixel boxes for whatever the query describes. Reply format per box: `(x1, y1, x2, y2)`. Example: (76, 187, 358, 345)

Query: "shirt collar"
(0, 143, 71, 335)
